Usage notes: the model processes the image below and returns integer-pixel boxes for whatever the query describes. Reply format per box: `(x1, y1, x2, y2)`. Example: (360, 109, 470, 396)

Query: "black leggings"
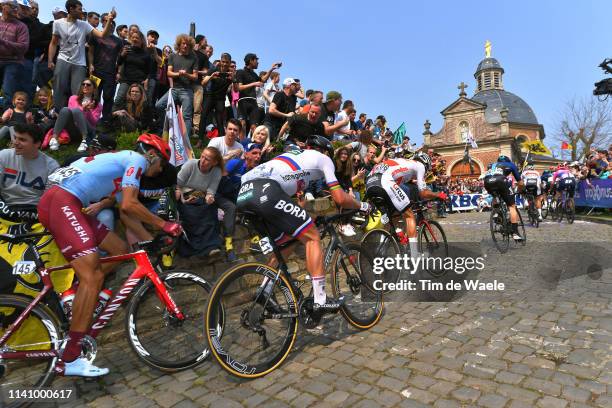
(198, 96, 226, 140)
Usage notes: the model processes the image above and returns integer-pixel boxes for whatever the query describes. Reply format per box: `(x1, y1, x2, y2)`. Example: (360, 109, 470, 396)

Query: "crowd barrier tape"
(575, 179, 612, 208)
(450, 194, 524, 211)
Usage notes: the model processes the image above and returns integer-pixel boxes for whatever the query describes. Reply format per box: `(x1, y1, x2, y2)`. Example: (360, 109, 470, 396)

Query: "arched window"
(459, 121, 469, 143)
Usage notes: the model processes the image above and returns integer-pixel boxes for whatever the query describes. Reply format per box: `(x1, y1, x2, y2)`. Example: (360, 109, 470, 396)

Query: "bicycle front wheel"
(331, 243, 383, 329)
(0, 295, 63, 396)
(126, 270, 216, 372)
(206, 263, 298, 378)
(542, 198, 549, 219)
(360, 228, 402, 293)
(490, 207, 509, 253)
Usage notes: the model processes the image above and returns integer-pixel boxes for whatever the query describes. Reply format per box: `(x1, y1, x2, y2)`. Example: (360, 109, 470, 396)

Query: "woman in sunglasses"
(49, 80, 101, 152)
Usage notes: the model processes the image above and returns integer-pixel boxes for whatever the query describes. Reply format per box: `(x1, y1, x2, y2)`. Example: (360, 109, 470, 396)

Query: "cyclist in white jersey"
(238, 135, 371, 312)
(365, 151, 447, 258)
(521, 164, 544, 221)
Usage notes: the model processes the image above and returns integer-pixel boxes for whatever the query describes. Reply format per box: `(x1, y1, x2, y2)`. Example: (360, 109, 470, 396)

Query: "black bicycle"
(489, 194, 526, 253)
(555, 192, 575, 224)
(524, 191, 540, 228)
(360, 196, 449, 300)
(205, 209, 383, 378)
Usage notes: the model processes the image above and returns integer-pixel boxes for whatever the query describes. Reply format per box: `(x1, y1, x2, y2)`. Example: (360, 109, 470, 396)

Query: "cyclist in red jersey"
(37, 134, 182, 377)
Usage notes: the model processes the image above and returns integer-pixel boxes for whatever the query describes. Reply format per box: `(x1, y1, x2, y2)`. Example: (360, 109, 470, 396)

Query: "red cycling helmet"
(136, 133, 171, 162)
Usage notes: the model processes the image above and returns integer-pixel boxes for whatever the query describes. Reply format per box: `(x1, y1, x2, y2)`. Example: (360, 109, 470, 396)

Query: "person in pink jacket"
(49, 78, 102, 152)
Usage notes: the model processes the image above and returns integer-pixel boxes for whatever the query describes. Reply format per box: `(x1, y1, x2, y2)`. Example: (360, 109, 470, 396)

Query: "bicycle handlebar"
(134, 233, 182, 257)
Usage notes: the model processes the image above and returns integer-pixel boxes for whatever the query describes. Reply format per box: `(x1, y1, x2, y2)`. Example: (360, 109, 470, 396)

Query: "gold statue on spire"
(485, 40, 492, 58)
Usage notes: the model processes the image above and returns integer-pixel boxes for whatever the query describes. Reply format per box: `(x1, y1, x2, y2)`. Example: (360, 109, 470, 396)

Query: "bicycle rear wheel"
(331, 243, 383, 329)
(490, 207, 509, 253)
(359, 229, 401, 293)
(0, 295, 63, 398)
(516, 210, 527, 245)
(566, 197, 575, 224)
(126, 270, 217, 372)
(206, 263, 298, 378)
(542, 197, 549, 219)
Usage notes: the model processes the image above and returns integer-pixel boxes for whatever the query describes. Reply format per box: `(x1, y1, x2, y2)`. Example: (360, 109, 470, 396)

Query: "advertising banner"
(575, 179, 612, 208)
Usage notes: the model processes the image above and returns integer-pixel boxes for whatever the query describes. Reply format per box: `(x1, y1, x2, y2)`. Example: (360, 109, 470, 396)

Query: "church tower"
(474, 40, 504, 92)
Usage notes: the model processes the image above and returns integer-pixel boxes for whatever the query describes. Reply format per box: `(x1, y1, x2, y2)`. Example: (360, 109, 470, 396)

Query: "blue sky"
(38, 1, 611, 151)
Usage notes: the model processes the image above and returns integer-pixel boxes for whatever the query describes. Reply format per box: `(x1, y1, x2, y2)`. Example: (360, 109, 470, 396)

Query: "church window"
(493, 72, 500, 88)
(484, 72, 492, 89)
(477, 75, 483, 91)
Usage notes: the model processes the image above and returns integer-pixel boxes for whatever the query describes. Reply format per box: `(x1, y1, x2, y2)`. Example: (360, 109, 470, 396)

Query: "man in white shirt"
(333, 100, 356, 142)
(207, 118, 244, 162)
(47, 0, 117, 109)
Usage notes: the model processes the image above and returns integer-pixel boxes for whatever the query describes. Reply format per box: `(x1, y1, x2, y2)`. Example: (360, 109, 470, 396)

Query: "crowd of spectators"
(0, 0, 421, 261)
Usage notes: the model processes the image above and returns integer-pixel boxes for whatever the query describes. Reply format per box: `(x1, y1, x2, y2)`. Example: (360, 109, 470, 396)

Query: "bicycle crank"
(348, 275, 362, 295)
(298, 297, 322, 329)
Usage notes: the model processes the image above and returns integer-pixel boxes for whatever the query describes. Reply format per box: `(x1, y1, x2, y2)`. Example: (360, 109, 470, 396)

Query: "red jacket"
(0, 17, 29, 64)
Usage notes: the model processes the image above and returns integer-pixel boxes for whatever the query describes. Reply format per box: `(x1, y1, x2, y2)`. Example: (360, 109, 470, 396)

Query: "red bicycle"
(0, 232, 221, 395)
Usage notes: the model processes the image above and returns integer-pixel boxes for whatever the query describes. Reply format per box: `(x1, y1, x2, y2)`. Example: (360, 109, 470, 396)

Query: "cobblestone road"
(41, 213, 612, 407)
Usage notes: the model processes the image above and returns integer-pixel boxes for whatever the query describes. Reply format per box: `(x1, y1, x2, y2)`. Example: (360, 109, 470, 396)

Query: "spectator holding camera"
(113, 30, 153, 109)
(319, 91, 349, 137)
(263, 77, 300, 141)
(48, 1, 117, 110)
(87, 12, 123, 124)
(236, 53, 281, 139)
(197, 52, 235, 146)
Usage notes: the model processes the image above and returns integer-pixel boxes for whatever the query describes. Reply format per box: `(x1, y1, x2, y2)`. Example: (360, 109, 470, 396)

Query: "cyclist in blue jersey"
(483, 155, 524, 241)
(37, 134, 182, 377)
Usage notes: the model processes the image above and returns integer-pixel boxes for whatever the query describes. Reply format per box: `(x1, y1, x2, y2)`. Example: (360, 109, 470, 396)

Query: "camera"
(384, 140, 390, 148)
(218, 71, 230, 78)
(594, 59, 612, 96)
(277, 62, 282, 68)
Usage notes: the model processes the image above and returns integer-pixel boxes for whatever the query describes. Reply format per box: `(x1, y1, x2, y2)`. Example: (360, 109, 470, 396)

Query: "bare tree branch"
(555, 96, 612, 161)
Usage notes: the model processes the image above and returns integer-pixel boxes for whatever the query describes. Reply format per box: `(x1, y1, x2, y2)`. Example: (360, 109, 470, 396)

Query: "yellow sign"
(522, 140, 552, 156)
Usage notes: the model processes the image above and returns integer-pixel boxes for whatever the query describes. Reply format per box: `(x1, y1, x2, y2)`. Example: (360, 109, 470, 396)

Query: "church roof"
(475, 57, 504, 75)
(471, 89, 539, 125)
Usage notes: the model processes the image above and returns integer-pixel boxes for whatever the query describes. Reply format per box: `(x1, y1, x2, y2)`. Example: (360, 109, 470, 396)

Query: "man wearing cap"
(262, 77, 300, 141)
(319, 91, 350, 138)
(0, 0, 29, 110)
(235, 53, 281, 139)
(47, 0, 118, 109)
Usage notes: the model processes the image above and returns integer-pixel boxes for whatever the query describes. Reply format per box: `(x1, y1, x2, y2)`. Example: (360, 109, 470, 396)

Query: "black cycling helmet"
(307, 135, 334, 157)
(412, 151, 432, 172)
(497, 155, 511, 163)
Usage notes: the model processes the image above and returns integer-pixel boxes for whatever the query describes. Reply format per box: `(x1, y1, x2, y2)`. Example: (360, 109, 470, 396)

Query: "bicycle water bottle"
(60, 286, 77, 320)
(93, 289, 112, 319)
(395, 228, 409, 245)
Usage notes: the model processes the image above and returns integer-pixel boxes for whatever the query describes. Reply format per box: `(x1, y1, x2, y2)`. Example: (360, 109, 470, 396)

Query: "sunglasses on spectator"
(82, 82, 93, 87)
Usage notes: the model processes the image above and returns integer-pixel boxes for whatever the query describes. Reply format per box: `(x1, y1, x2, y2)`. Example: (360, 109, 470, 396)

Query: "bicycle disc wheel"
(126, 270, 216, 372)
(206, 263, 298, 378)
(360, 228, 401, 293)
(566, 198, 575, 224)
(331, 243, 383, 329)
(0, 295, 63, 397)
(490, 208, 509, 253)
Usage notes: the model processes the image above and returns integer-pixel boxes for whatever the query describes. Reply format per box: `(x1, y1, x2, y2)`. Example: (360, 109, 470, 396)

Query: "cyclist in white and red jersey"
(37, 134, 183, 377)
(552, 163, 576, 200)
(521, 164, 544, 221)
(364, 151, 447, 258)
(238, 135, 371, 312)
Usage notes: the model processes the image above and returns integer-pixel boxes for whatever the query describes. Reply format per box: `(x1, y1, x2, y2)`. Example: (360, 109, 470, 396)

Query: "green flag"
(393, 122, 406, 145)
